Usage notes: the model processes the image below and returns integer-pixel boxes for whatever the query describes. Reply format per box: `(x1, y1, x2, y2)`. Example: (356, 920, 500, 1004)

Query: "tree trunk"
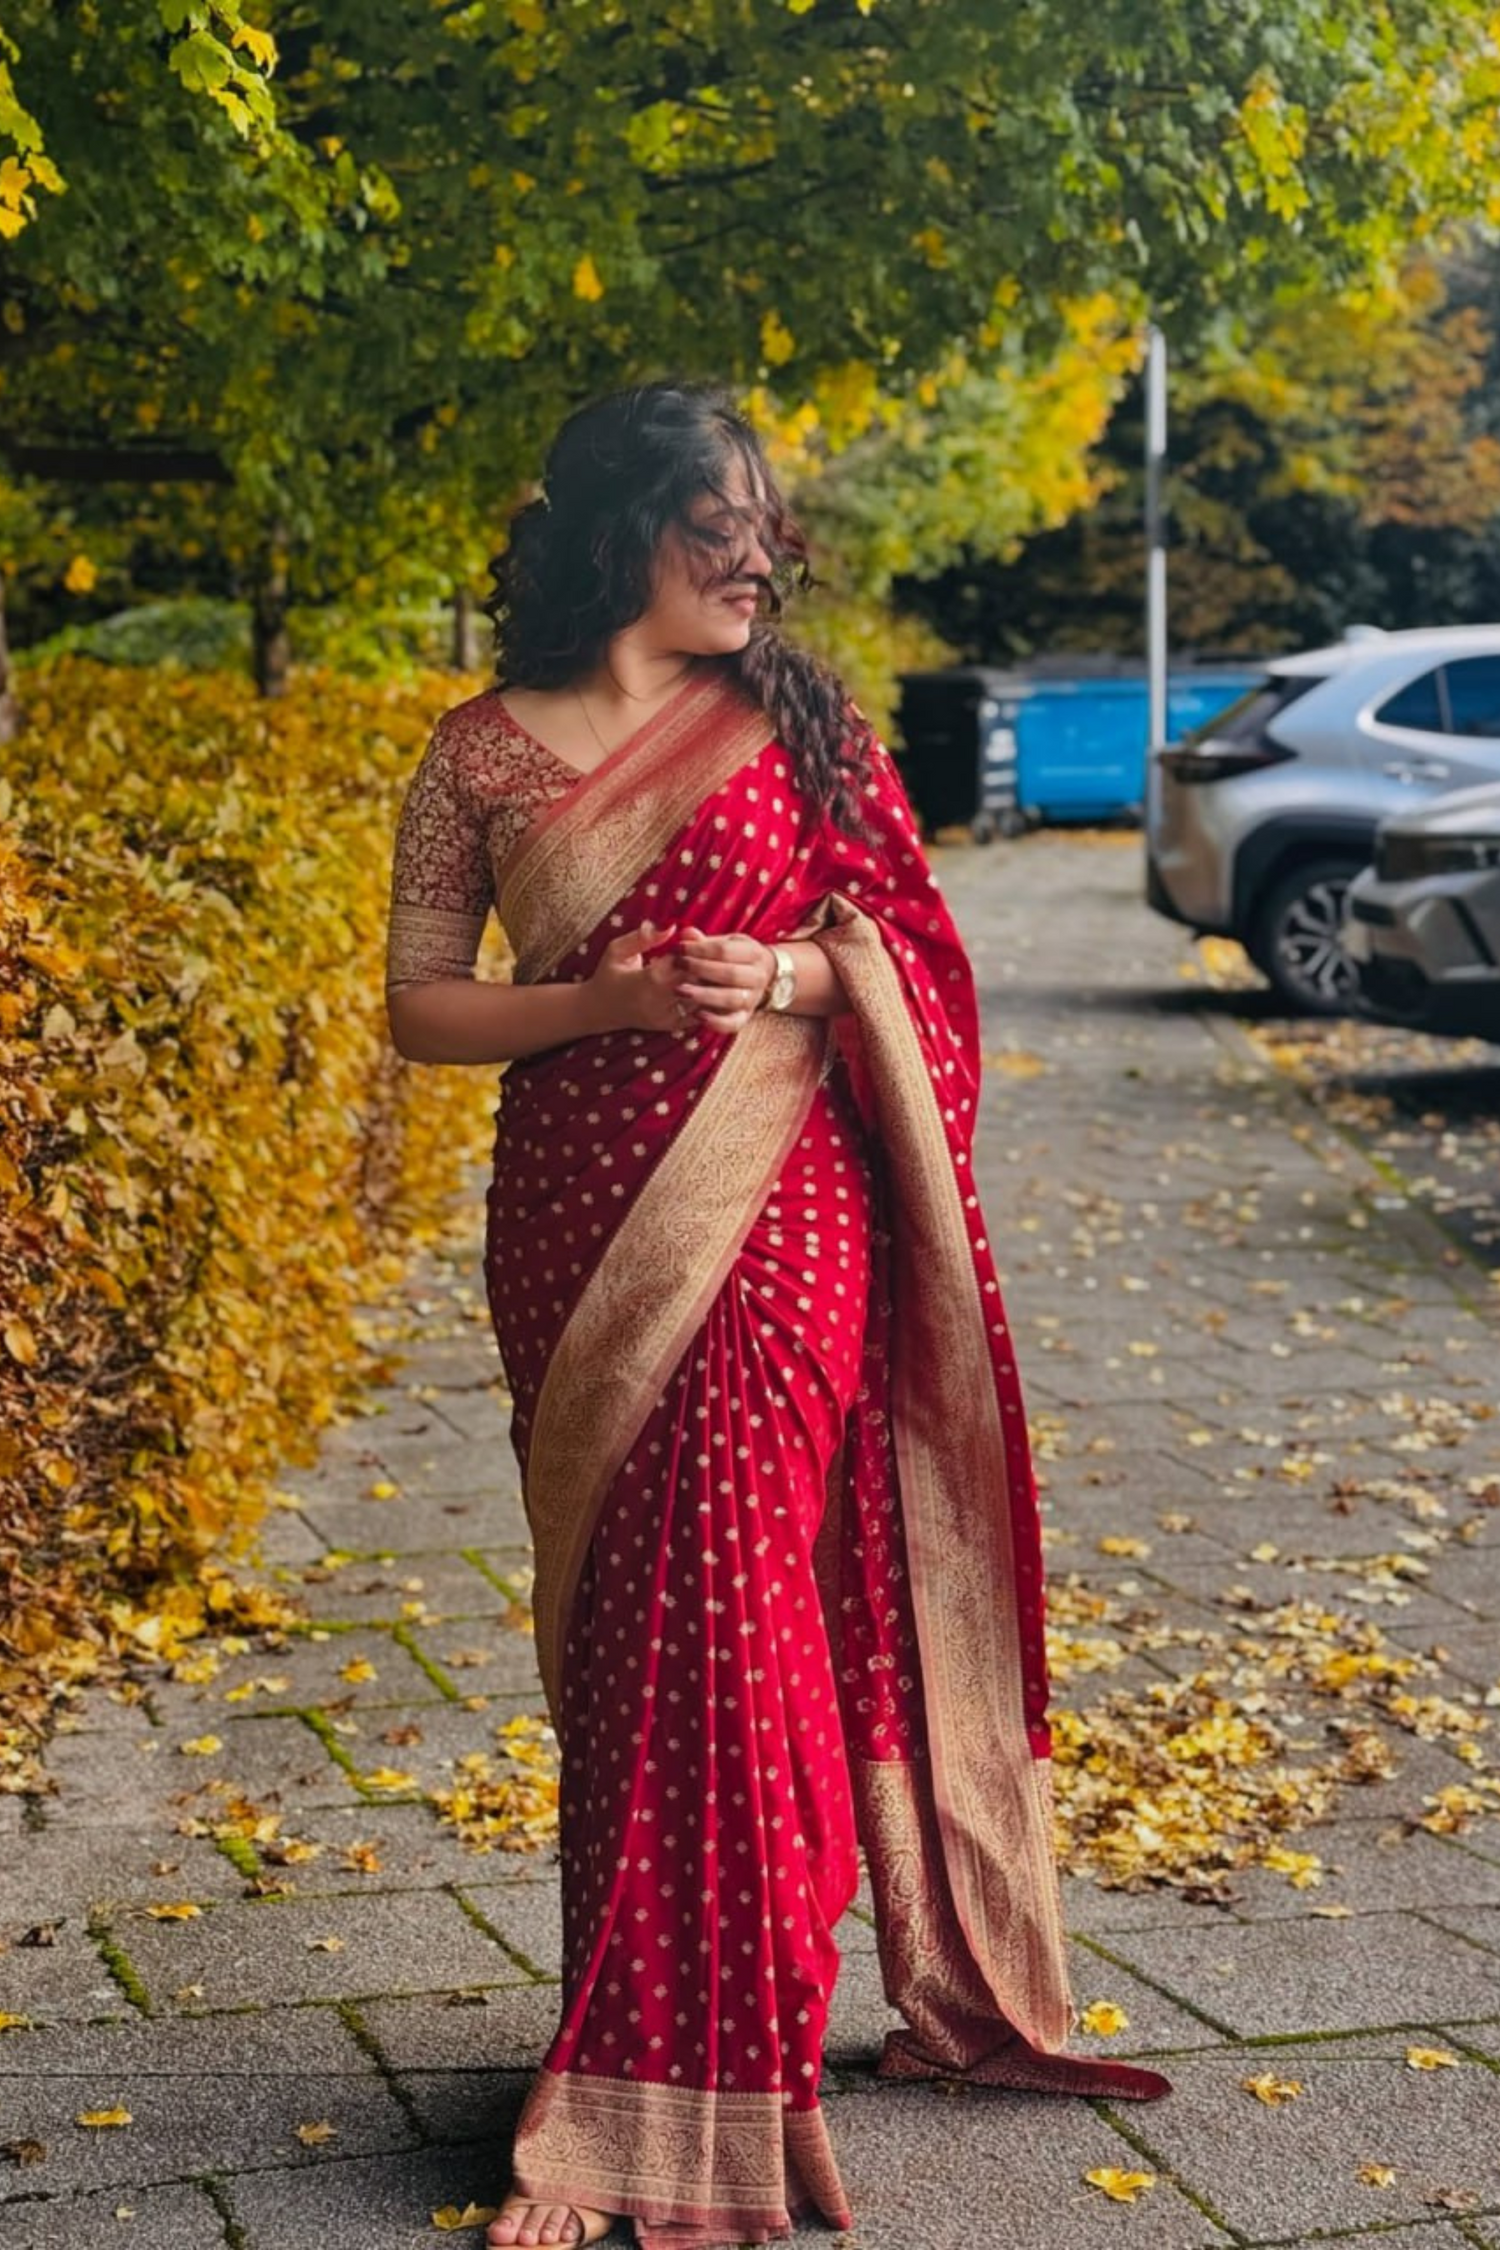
(0, 569, 18, 744)
(451, 586, 480, 672)
(251, 530, 291, 698)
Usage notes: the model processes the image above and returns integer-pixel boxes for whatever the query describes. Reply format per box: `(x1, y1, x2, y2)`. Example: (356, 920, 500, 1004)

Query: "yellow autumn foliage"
(0, 661, 501, 1765)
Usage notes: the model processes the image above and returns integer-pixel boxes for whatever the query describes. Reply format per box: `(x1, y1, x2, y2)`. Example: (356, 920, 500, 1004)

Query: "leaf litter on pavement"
(995, 931, 1500, 1901)
(1045, 1509, 1500, 1896)
(1191, 935, 1500, 1271)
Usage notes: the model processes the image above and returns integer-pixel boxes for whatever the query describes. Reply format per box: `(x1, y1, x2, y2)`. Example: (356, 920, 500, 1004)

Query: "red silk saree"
(385, 667, 1138, 2250)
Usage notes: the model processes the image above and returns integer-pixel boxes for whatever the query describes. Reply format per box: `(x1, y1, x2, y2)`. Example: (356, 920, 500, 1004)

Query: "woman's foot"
(486, 2194, 615, 2247)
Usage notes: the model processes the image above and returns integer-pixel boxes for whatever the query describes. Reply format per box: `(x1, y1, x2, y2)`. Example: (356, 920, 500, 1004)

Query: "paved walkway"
(5, 831, 1500, 2250)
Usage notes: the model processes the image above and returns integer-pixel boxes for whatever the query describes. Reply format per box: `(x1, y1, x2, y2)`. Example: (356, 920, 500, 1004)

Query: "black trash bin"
(894, 667, 1022, 843)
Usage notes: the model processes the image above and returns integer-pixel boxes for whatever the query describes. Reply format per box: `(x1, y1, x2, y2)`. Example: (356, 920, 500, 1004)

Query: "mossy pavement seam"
(86, 1909, 153, 2018)
(1070, 1931, 1242, 2040)
(448, 1883, 553, 1982)
(1095, 2094, 1245, 2242)
(337, 1998, 433, 2141)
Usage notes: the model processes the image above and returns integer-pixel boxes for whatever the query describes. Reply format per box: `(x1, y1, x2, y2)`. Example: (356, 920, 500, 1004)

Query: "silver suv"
(1145, 626, 1500, 1011)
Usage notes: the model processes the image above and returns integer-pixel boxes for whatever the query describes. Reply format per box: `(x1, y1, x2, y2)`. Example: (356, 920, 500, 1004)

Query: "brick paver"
(5, 829, 1499, 2250)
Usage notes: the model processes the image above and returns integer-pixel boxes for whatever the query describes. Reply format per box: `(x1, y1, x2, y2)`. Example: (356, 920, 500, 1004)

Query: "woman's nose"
(741, 530, 774, 579)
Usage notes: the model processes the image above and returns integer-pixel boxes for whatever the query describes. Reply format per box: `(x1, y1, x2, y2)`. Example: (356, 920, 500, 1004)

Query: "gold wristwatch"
(760, 943, 797, 1013)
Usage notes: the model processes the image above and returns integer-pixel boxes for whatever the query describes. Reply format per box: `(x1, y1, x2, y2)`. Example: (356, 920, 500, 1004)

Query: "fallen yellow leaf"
(1080, 2001, 1130, 2036)
(75, 2106, 132, 2128)
(1261, 1846, 1323, 1889)
(0, 2012, 36, 2032)
(360, 1766, 417, 1790)
(1243, 2073, 1304, 2105)
(368, 1481, 399, 1501)
(1405, 2046, 1459, 2071)
(144, 1902, 203, 1920)
(305, 1935, 345, 1952)
(294, 2120, 337, 2144)
(432, 2204, 502, 2230)
(1085, 2168, 1156, 2203)
(178, 1734, 223, 1756)
(1097, 1535, 1151, 1559)
(340, 1657, 378, 1683)
(1357, 2163, 1397, 2187)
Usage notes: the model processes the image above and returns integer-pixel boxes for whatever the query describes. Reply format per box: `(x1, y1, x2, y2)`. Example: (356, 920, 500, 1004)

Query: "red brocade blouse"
(384, 691, 579, 990)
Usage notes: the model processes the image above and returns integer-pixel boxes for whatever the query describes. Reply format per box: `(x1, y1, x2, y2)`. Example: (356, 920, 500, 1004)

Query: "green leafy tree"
(904, 250, 1500, 661)
(5, 0, 1500, 711)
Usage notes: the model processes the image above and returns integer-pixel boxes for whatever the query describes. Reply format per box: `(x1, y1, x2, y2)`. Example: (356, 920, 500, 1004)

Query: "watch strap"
(761, 942, 797, 1012)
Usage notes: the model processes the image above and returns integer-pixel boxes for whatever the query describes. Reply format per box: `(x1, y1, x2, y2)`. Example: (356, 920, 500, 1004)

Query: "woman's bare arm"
(387, 919, 704, 1064)
(386, 975, 609, 1065)
(780, 938, 852, 1019)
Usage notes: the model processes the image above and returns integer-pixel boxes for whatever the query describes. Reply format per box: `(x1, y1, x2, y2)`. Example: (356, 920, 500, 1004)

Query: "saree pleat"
(489, 1067, 871, 2244)
(462, 671, 1079, 2245)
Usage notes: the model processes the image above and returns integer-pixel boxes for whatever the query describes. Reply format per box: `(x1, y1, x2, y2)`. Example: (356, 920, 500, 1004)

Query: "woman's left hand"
(672, 926, 775, 1034)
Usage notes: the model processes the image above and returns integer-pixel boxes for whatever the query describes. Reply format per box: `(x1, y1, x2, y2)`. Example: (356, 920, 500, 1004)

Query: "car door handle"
(1381, 759, 1452, 781)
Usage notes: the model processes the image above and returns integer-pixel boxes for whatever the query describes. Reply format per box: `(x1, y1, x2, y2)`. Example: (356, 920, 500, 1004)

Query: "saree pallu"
(482, 671, 1073, 2250)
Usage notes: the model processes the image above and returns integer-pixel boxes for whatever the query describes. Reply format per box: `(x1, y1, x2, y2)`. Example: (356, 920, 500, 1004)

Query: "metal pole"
(1144, 321, 1168, 751)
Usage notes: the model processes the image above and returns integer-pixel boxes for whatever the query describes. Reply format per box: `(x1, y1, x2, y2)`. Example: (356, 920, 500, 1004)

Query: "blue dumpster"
(897, 663, 1263, 838)
(1010, 668, 1261, 826)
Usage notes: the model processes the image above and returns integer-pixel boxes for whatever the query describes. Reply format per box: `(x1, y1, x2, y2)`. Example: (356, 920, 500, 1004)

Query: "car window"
(1443, 655, 1500, 738)
(1376, 668, 1446, 732)
(1182, 676, 1319, 745)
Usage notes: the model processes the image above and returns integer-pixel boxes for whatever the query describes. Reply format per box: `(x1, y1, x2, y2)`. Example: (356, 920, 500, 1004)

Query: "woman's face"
(632, 454, 776, 660)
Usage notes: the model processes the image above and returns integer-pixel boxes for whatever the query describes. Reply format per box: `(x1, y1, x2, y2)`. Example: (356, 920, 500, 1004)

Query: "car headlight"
(1376, 832, 1500, 881)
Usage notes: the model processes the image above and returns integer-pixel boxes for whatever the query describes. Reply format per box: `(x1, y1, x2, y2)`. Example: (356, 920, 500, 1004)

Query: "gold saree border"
(857, 1754, 1043, 2072)
(524, 1010, 831, 1721)
(813, 897, 1073, 2053)
(498, 672, 774, 983)
(513, 2066, 850, 2233)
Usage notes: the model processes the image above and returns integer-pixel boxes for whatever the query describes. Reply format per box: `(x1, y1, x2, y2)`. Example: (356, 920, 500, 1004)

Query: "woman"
(384, 384, 1168, 2250)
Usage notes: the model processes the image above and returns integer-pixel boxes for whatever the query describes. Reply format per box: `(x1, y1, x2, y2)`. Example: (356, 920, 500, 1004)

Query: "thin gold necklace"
(572, 683, 611, 760)
(573, 660, 695, 757)
(605, 656, 696, 705)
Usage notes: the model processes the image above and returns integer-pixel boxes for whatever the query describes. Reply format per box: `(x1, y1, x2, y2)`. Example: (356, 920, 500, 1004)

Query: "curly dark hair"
(481, 381, 877, 836)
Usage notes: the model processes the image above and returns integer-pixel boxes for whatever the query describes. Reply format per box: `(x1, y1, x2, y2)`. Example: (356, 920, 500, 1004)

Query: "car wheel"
(1247, 858, 1365, 1016)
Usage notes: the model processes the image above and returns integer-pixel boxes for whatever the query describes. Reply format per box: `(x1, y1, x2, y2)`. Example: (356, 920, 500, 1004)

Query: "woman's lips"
(720, 588, 759, 613)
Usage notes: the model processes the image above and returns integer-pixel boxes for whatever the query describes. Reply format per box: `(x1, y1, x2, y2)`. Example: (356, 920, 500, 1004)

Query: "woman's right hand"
(583, 920, 691, 1034)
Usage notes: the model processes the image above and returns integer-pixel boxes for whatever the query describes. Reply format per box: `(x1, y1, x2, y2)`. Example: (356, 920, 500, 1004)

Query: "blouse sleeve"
(384, 720, 494, 989)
